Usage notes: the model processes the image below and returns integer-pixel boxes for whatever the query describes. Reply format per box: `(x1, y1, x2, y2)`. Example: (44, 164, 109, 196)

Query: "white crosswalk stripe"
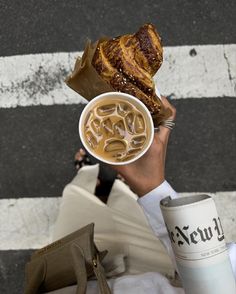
(0, 44, 235, 109)
(1, 191, 235, 250)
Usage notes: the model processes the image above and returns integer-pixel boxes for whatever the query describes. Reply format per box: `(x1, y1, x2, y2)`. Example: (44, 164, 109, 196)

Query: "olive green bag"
(24, 223, 111, 294)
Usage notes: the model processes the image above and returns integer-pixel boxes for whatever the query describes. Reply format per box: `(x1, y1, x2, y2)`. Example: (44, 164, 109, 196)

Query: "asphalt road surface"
(0, 0, 235, 293)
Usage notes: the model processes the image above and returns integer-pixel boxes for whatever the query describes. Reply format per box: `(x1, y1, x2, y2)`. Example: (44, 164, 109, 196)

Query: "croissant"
(92, 23, 165, 120)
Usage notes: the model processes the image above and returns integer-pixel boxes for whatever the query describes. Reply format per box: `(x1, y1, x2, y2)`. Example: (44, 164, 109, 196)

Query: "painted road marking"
(156, 44, 236, 98)
(0, 197, 60, 250)
(0, 191, 235, 250)
(0, 44, 235, 108)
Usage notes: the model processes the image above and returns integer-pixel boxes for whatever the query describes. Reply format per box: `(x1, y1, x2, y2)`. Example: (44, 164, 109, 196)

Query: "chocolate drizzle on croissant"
(92, 24, 164, 117)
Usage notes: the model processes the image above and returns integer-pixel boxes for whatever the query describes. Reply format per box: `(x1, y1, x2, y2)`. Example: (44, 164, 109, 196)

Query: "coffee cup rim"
(78, 91, 154, 165)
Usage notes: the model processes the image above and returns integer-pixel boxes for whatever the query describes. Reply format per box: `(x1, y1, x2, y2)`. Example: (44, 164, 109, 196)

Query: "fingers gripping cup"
(79, 92, 154, 165)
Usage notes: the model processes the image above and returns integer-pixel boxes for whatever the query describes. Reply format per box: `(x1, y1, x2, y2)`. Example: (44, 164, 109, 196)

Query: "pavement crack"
(223, 46, 236, 95)
(223, 47, 233, 83)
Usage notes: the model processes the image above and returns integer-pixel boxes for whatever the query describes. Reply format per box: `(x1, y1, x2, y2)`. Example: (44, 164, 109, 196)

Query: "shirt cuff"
(138, 180, 178, 203)
(137, 180, 178, 237)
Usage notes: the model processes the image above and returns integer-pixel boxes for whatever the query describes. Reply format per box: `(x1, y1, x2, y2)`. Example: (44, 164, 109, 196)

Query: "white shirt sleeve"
(137, 180, 178, 270)
(137, 180, 177, 237)
(137, 180, 236, 279)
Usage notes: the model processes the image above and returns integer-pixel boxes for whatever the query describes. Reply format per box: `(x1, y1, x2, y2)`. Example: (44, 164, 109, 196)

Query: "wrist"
(134, 176, 165, 197)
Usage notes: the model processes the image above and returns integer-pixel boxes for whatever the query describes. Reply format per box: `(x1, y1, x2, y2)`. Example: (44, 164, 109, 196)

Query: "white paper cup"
(79, 92, 154, 165)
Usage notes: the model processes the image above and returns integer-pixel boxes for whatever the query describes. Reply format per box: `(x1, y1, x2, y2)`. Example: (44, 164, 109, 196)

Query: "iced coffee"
(83, 99, 151, 163)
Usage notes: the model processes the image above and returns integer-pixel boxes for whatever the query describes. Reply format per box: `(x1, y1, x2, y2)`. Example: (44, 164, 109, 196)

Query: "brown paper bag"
(66, 40, 113, 101)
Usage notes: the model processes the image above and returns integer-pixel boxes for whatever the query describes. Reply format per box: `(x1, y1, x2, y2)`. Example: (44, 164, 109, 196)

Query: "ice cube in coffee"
(83, 99, 150, 162)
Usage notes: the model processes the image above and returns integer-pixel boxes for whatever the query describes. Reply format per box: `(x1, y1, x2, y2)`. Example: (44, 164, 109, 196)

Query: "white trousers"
(52, 164, 174, 278)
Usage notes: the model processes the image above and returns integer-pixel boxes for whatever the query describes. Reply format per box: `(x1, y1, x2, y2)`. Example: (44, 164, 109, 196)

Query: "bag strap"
(71, 244, 88, 294)
(71, 244, 111, 294)
(92, 254, 111, 294)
